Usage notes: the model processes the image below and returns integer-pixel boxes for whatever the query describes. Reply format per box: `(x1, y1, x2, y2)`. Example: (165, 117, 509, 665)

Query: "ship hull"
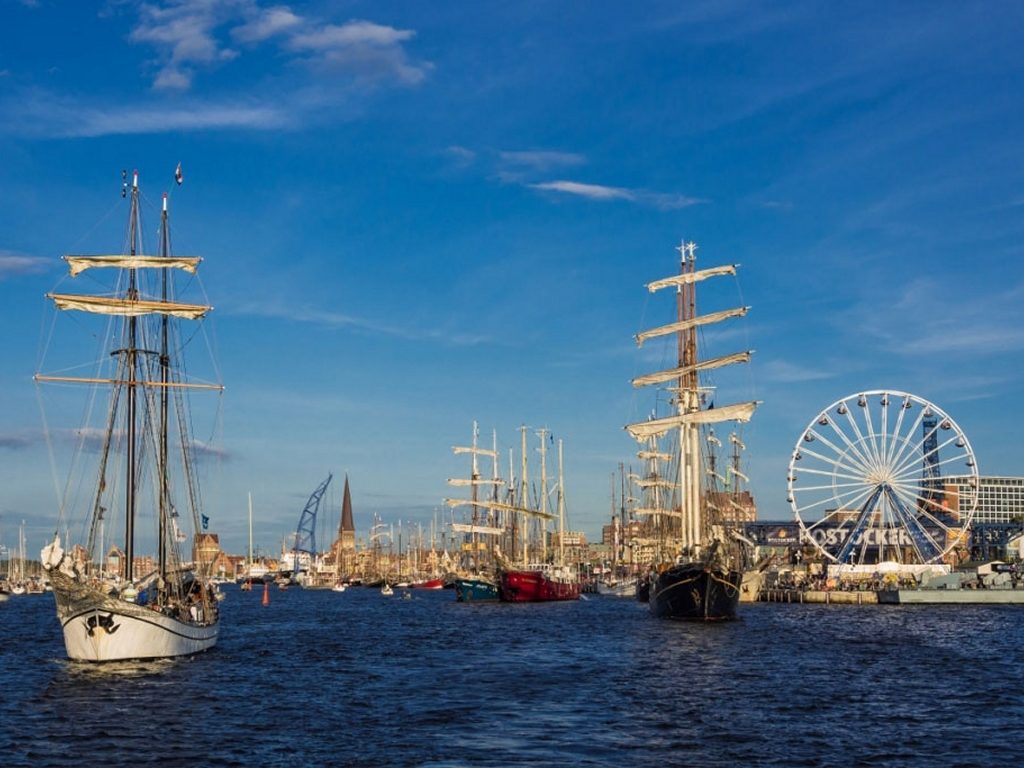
(454, 577, 499, 602)
(649, 563, 741, 621)
(48, 570, 218, 662)
(499, 568, 581, 602)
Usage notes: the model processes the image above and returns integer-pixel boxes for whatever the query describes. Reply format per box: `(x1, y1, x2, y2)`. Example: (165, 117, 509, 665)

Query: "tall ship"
(627, 241, 758, 620)
(497, 427, 580, 602)
(38, 169, 222, 660)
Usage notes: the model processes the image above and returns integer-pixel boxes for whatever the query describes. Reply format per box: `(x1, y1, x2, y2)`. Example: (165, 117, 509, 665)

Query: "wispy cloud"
(2, 90, 289, 137)
(230, 300, 492, 347)
(759, 359, 836, 383)
(531, 180, 702, 210)
(0, 251, 49, 279)
(497, 150, 585, 179)
(844, 277, 1024, 356)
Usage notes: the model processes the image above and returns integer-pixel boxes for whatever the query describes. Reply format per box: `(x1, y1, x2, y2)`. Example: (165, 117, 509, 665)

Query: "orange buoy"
(262, 580, 270, 606)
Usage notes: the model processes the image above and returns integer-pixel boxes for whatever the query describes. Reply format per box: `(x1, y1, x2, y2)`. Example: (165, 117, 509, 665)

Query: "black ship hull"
(649, 563, 741, 621)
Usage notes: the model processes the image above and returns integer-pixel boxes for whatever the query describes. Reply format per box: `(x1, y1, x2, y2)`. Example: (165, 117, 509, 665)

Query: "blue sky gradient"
(2, 1, 1023, 556)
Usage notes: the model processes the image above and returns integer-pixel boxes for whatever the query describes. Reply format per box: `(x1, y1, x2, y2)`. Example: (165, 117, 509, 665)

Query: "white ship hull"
(48, 567, 218, 662)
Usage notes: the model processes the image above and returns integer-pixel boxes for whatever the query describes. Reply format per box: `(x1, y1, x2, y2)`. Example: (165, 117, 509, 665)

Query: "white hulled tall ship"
(38, 170, 222, 660)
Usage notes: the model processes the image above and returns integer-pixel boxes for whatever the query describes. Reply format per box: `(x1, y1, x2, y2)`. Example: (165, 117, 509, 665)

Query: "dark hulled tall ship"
(626, 241, 759, 621)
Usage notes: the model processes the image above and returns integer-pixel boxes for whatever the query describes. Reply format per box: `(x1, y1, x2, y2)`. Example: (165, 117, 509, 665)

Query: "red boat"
(412, 578, 445, 590)
(499, 564, 581, 602)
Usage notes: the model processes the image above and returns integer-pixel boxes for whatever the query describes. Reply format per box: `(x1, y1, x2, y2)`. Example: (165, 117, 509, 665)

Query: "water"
(1, 587, 1020, 767)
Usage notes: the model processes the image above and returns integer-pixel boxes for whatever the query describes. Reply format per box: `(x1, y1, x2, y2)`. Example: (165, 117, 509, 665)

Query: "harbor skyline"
(2, 1, 1024, 554)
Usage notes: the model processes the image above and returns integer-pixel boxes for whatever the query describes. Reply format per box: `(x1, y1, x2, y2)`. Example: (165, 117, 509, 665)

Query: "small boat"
(380, 583, 394, 596)
(595, 577, 638, 597)
(331, 582, 347, 593)
(412, 578, 444, 590)
(454, 576, 499, 602)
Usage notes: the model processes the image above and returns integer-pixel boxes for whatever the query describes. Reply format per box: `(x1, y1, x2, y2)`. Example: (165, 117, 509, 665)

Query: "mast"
(159, 192, 170, 585)
(125, 171, 139, 582)
(247, 492, 254, 575)
(626, 240, 759, 562)
(537, 427, 548, 563)
(519, 425, 528, 563)
(557, 438, 565, 566)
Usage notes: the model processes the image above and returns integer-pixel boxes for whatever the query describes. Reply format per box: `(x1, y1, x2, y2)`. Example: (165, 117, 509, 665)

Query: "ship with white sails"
(38, 169, 222, 660)
(627, 241, 759, 620)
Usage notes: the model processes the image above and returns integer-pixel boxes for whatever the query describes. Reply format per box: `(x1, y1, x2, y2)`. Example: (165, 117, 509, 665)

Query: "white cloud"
(231, 5, 301, 43)
(130, 0, 241, 92)
(287, 20, 414, 50)
(530, 179, 702, 209)
(760, 359, 836, 383)
(532, 180, 635, 201)
(0, 252, 49, 279)
(3, 92, 289, 137)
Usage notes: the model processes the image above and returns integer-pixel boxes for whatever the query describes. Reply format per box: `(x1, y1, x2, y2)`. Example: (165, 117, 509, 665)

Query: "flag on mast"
(174, 162, 183, 185)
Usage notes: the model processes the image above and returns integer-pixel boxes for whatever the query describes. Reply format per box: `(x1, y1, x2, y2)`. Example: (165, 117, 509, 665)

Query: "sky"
(1, 0, 1023, 559)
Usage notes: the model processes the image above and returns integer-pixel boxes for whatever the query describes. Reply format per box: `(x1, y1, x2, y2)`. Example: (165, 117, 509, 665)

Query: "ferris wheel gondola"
(787, 390, 978, 569)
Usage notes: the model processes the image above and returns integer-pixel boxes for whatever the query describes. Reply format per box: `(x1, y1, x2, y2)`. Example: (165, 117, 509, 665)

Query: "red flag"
(174, 162, 183, 185)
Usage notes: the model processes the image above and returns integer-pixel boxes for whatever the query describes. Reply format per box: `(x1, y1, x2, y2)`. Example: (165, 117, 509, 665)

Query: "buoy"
(262, 581, 270, 606)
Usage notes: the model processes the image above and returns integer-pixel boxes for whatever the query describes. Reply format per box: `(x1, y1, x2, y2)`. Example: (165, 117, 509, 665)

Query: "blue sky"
(1, 1, 1023, 558)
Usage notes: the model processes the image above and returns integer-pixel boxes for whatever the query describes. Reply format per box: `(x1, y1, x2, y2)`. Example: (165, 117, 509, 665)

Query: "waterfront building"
(944, 475, 1024, 524)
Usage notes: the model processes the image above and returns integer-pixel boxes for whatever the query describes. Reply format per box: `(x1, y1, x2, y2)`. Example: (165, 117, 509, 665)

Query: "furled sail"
(647, 264, 736, 293)
(626, 401, 760, 440)
(446, 478, 504, 487)
(635, 306, 749, 347)
(633, 507, 683, 519)
(452, 446, 498, 458)
(635, 477, 676, 489)
(631, 351, 752, 388)
(48, 293, 211, 320)
(450, 522, 505, 536)
(445, 497, 555, 521)
(64, 255, 202, 276)
(637, 450, 671, 461)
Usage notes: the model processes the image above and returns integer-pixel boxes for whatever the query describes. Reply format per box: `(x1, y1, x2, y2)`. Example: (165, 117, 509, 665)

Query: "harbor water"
(1, 587, 1020, 767)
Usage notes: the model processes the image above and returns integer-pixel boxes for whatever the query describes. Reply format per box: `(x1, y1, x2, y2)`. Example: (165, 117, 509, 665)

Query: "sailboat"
(446, 421, 504, 602)
(497, 428, 581, 602)
(38, 170, 222, 660)
(627, 241, 759, 621)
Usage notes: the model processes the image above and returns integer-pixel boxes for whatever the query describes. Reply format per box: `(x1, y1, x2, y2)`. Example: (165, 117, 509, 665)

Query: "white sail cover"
(633, 507, 683, 519)
(450, 523, 505, 536)
(446, 478, 503, 487)
(48, 293, 211, 320)
(637, 450, 671, 460)
(635, 477, 675, 489)
(647, 264, 736, 293)
(631, 351, 752, 388)
(635, 306, 749, 347)
(64, 255, 202, 276)
(626, 401, 759, 440)
(452, 446, 498, 458)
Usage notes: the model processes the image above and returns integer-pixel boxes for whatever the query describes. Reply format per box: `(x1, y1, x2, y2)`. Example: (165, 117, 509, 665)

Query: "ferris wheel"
(787, 390, 979, 568)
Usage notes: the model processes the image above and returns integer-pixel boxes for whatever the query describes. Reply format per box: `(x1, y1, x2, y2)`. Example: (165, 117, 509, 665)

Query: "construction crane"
(291, 474, 332, 574)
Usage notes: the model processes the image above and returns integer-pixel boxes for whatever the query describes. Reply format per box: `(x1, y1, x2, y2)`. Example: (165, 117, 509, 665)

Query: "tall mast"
(557, 438, 565, 566)
(519, 425, 528, 563)
(159, 192, 170, 585)
(537, 428, 548, 563)
(124, 171, 139, 582)
(248, 492, 254, 572)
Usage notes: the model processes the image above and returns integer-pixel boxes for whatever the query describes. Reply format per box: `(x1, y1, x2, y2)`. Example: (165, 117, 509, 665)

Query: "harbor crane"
(291, 474, 332, 574)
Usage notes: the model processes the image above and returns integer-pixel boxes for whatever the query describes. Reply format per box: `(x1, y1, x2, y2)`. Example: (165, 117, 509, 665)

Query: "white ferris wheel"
(787, 390, 979, 568)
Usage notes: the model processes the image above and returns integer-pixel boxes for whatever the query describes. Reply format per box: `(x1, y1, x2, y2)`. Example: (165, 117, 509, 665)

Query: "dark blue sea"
(1, 587, 1020, 767)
